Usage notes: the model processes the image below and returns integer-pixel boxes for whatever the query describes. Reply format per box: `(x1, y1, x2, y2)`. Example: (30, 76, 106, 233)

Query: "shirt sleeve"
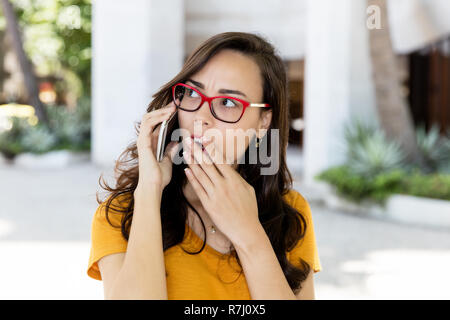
(87, 195, 129, 280)
(286, 190, 322, 273)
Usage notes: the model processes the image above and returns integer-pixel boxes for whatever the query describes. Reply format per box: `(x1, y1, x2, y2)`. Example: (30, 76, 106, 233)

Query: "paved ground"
(0, 158, 449, 299)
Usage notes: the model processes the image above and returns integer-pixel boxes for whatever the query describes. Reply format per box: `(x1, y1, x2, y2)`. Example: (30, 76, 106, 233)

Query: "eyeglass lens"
(173, 85, 244, 122)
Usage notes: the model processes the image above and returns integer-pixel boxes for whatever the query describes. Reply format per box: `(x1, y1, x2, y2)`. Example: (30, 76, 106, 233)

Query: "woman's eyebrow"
(186, 79, 248, 98)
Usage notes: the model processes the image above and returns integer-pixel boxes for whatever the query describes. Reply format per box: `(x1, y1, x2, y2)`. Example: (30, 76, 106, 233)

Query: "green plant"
(437, 129, 450, 174)
(317, 166, 406, 203)
(416, 124, 450, 173)
(317, 165, 450, 203)
(370, 169, 405, 202)
(315, 119, 450, 203)
(0, 97, 91, 158)
(20, 123, 57, 154)
(344, 119, 377, 153)
(0, 117, 28, 158)
(0, 0, 92, 97)
(317, 166, 370, 202)
(344, 119, 406, 177)
(46, 97, 90, 149)
(403, 172, 450, 201)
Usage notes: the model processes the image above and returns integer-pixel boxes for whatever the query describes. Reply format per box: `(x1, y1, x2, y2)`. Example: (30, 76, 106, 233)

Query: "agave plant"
(344, 119, 378, 160)
(45, 99, 91, 148)
(416, 124, 450, 173)
(344, 119, 406, 177)
(348, 130, 406, 177)
(20, 124, 57, 154)
(437, 129, 450, 174)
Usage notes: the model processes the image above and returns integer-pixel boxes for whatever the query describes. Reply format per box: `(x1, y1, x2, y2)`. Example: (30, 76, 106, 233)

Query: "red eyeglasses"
(172, 83, 271, 123)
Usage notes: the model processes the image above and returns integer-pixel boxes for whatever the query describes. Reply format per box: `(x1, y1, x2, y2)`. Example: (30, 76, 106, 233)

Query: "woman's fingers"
(160, 141, 180, 167)
(184, 167, 209, 202)
(183, 143, 210, 198)
(142, 106, 174, 128)
(143, 104, 175, 121)
(136, 106, 176, 164)
(202, 139, 235, 179)
(183, 141, 215, 192)
(141, 109, 175, 141)
(186, 137, 223, 182)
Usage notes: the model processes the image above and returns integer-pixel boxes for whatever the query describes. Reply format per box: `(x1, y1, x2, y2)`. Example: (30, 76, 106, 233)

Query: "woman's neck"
(183, 180, 202, 208)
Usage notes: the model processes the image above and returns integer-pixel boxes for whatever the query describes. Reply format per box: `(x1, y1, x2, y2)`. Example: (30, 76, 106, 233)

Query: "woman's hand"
(135, 102, 178, 195)
(182, 137, 263, 247)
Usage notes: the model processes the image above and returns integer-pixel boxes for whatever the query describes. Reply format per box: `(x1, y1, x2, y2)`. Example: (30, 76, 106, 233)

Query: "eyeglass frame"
(171, 82, 271, 123)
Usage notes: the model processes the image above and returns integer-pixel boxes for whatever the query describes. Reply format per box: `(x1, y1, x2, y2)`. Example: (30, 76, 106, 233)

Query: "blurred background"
(0, 0, 449, 299)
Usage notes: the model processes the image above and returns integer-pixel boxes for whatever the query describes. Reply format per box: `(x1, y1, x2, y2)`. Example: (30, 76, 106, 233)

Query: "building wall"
(388, 0, 450, 54)
(185, 0, 307, 60)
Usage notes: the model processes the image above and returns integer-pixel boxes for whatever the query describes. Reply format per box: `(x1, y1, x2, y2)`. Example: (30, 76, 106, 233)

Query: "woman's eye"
(187, 89, 199, 98)
(222, 98, 236, 108)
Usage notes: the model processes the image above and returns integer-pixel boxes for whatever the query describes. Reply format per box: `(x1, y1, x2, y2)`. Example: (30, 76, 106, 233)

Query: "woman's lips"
(188, 134, 212, 151)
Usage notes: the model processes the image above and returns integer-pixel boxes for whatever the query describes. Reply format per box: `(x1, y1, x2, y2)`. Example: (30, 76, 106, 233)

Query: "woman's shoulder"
(94, 192, 133, 226)
(282, 189, 311, 215)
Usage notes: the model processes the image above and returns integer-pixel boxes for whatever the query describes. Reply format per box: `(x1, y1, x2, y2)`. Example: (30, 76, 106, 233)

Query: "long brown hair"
(97, 32, 310, 294)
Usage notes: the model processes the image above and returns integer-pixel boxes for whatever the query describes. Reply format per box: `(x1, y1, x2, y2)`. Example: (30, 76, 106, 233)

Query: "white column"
(303, 0, 377, 184)
(92, 0, 184, 167)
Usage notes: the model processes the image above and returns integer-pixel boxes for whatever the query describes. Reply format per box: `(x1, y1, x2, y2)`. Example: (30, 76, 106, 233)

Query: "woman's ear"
(259, 109, 272, 131)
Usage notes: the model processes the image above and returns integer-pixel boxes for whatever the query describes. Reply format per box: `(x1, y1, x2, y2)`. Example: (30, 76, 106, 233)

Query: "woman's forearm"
(108, 185, 168, 299)
(233, 223, 297, 300)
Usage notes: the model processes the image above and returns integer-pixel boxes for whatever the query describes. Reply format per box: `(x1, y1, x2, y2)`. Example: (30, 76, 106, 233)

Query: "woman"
(87, 32, 321, 300)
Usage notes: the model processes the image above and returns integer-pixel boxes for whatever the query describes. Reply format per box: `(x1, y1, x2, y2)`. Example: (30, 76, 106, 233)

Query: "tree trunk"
(0, 30, 6, 102)
(367, 0, 422, 164)
(0, 0, 49, 124)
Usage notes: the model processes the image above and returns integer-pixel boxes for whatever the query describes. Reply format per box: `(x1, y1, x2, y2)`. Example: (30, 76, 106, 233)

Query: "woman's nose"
(193, 100, 214, 126)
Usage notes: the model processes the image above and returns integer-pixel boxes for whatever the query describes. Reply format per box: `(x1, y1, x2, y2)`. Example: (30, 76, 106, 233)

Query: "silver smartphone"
(156, 110, 177, 162)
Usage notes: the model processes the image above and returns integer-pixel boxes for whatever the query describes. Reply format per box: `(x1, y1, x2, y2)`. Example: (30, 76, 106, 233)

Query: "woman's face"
(177, 49, 272, 166)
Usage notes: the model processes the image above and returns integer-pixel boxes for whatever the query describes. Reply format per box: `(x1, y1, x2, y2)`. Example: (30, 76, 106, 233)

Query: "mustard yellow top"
(87, 189, 322, 299)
